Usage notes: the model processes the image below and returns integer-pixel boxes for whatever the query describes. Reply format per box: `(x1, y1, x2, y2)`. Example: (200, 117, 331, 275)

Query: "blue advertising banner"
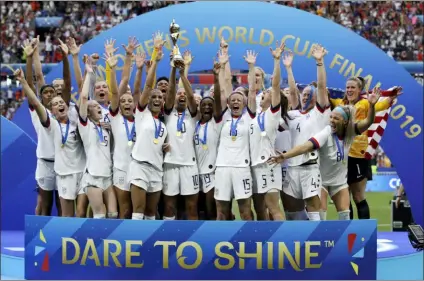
(367, 173, 400, 192)
(25, 216, 377, 280)
(10, 2, 423, 226)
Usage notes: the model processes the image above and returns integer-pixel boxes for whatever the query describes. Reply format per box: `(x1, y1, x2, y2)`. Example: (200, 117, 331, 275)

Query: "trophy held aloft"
(169, 19, 184, 67)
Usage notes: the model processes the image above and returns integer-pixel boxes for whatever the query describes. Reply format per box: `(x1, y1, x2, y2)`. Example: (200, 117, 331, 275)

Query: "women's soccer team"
(16, 33, 401, 221)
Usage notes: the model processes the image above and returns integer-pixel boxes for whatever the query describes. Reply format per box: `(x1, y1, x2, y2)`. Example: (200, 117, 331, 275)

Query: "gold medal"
(231, 136, 236, 141)
(128, 141, 133, 147)
(176, 131, 182, 137)
(61, 143, 65, 148)
(342, 159, 346, 165)
(202, 144, 208, 150)
(261, 131, 267, 137)
(153, 139, 159, 144)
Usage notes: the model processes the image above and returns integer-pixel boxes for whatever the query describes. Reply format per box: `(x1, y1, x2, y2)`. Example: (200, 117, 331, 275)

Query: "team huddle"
(16, 32, 401, 222)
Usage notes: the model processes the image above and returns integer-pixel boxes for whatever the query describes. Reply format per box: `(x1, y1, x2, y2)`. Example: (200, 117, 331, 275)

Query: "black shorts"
(347, 157, 372, 185)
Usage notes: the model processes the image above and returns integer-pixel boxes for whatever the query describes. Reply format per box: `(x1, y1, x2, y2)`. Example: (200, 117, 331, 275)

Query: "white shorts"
(284, 164, 321, 200)
(36, 159, 56, 191)
(163, 163, 199, 196)
(324, 183, 348, 198)
(127, 160, 163, 193)
(281, 164, 289, 188)
(56, 172, 84, 200)
(252, 163, 283, 194)
(200, 173, 215, 193)
(214, 166, 252, 201)
(113, 167, 129, 192)
(81, 172, 112, 191)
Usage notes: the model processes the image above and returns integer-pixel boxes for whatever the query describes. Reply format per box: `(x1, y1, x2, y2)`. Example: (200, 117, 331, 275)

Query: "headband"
(39, 84, 55, 94)
(333, 106, 349, 121)
(200, 96, 214, 104)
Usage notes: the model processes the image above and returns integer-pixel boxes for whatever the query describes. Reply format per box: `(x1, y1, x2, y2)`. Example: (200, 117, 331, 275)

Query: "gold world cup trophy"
(169, 19, 184, 67)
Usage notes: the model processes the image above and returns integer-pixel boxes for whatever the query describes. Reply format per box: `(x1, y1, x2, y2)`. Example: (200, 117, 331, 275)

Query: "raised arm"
(356, 87, 380, 134)
(133, 51, 146, 107)
(67, 37, 83, 91)
(103, 49, 119, 112)
(79, 58, 97, 121)
(218, 50, 231, 101)
(178, 50, 193, 88)
(14, 69, 48, 124)
(267, 141, 314, 165)
(311, 44, 329, 107)
(212, 61, 223, 119)
(270, 41, 285, 108)
(178, 59, 197, 115)
(32, 36, 45, 88)
(282, 51, 299, 109)
(22, 38, 37, 93)
(244, 50, 258, 113)
(164, 56, 181, 111)
(139, 49, 163, 108)
(57, 39, 71, 105)
(119, 37, 140, 96)
(219, 38, 233, 98)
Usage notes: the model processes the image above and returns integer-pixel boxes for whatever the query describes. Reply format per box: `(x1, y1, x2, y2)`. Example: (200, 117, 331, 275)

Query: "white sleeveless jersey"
(164, 108, 198, 166)
(78, 118, 112, 177)
(194, 111, 226, 174)
(275, 126, 292, 169)
(29, 105, 55, 160)
(250, 106, 281, 166)
(281, 104, 330, 166)
(216, 109, 255, 167)
(109, 109, 135, 172)
(132, 105, 167, 171)
(43, 105, 86, 175)
(310, 125, 350, 186)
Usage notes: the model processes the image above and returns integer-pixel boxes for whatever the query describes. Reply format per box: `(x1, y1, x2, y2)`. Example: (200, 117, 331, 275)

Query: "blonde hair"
(336, 105, 357, 149)
(255, 66, 265, 91)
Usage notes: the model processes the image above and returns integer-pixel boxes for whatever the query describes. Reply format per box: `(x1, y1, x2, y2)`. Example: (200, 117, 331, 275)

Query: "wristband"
(316, 63, 323, 66)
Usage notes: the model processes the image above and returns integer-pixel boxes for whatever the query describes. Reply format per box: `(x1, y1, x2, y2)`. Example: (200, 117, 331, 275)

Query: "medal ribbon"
(153, 117, 162, 140)
(177, 110, 186, 133)
(58, 119, 70, 146)
(333, 134, 345, 162)
(257, 112, 266, 133)
(230, 115, 242, 137)
(124, 118, 135, 142)
(95, 122, 104, 143)
(195, 121, 208, 145)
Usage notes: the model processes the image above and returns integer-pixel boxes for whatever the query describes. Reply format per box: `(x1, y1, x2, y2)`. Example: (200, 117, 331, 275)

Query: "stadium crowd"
(1, 1, 423, 64)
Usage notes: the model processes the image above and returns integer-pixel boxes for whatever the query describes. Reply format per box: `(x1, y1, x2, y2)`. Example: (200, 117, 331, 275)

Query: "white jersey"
(43, 105, 86, 175)
(250, 106, 281, 166)
(29, 105, 55, 160)
(101, 105, 110, 123)
(194, 113, 226, 174)
(132, 105, 167, 171)
(164, 108, 198, 166)
(78, 118, 112, 177)
(256, 92, 263, 113)
(216, 109, 255, 167)
(281, 105, 330, 166)
(275, 126, 292, 168)
(310, 125, 350, 186)
(109, 109, 135, 172)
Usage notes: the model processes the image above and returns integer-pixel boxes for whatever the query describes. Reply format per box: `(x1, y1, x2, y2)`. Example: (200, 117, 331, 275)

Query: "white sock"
(320, 210, 327, 221)
(338, 210, 351, 220)
(93, 214, 106, 219)
(307, 211, 321, 221)
(145, 215, 156, 220)
(163, 216, 175, 220)
(107, 212, 118, 219)
(132, 213, 144, 220)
